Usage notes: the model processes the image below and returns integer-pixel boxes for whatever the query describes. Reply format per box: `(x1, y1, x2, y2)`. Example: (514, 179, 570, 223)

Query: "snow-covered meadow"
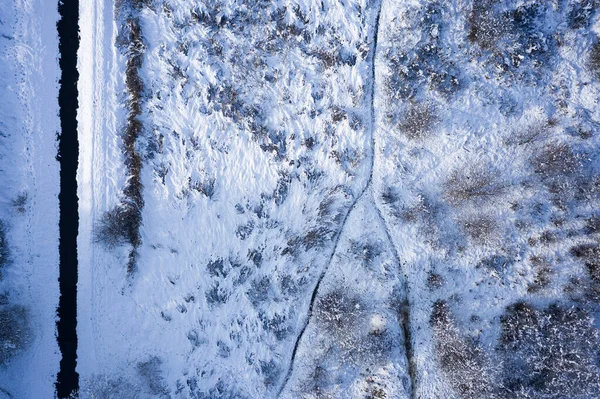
(77, 0, 600, 398)
(0, 0, 61, 397)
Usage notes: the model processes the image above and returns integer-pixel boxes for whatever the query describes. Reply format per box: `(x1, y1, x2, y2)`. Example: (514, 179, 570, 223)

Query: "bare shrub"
(273, 173, 291, 206)
(506, 123, 550, 146)
(95, 204, 142, 249)
(236, 221, 254, 240)
(84, 375, 139, 399)
(193, 380, 251, 399)
(314, 288, 363, 339)
(585, 214, 600, 234)
(0, 305, 31, 365)
(568, 0, 598, 29)
(300, 364, 331, 397)
(385, 2, 461, 99)
(0, 221, 10, 278)
(190, 177, 216, 199)
(247, 249, 263, 267)
(206, 258, 227, 278)
(499, 302, 600, 397)
(443, 165, 506, 206)
(427, 272, 444, 289)
(136, 356, 169, 396)
(477, 254, 514, 276)
(570, 243, 600, 283)
(527, 256, 553, 293)
(259, 359, 281, 388)
(114, 5, 146, 275)
(397, 102, 439, 140)
(531, 143, 580, 180)
(205, 282, 229, 306)
(11, 192, 27, 213)
(260, 312, 290, 341)
(430, 301, 499, 398)
(467, 0, 508, 50)
(247, 276, 271, 306)
(461, 215, 498, 245)
(349, 240, 382, 269)
(589, 40, 600, 79)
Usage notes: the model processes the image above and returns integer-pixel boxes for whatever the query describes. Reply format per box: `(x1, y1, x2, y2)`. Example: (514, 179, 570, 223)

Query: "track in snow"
(276, 2, 416, 397)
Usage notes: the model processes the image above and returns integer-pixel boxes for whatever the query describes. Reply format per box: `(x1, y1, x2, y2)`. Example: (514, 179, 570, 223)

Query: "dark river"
(56, 0, 79, 397)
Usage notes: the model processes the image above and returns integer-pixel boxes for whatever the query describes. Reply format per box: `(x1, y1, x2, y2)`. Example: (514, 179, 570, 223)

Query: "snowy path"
(77, 0, 122, 382)
(278, 0, 415, 396)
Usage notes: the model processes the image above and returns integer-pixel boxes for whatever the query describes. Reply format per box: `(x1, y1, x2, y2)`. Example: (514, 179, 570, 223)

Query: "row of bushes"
(96, 1, 146, 276)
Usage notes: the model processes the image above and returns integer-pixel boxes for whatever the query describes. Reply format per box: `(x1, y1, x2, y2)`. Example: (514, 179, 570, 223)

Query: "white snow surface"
(0, 0, 61, 397)
(78, 0, 600, 398)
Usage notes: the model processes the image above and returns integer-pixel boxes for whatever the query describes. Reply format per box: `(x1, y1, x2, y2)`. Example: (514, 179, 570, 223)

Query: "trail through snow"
(278, 1, 415, 396)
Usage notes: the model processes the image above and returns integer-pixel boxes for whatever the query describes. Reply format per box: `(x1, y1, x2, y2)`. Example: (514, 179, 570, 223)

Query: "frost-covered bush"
(427, 272, 444, 289)
(461, 215, 498, 245)
(585, 214, 600, 234)
(506, 122, 551, 146)
(349, 240, 382, 269)
(527, 255, 553, 293)
(430, 301, 499, 399)
(0, 305, 31, 366)
(189, 177, 216, 199)
(397, 102, 439, 140)
(260, 312, 290, 341)
(95, 204, 142, 249)
(206, 258, 227, 278)
(83, 375, 139, 399)
(259, 359, 281, 388)
(11, 192, 27, 213)
(570, 243, 600, 297)
(443, 165, 505, 206)
(568, 0, 599, 29)
(531, 142, 580, 180)
(468, 1, 555, 79)
(247, 276, 271, 307)
(205, 282, 229, 306)
(499, 302, 600, 397)
(0, 221, 9, 278)
(136, 356, 169, 396)
(477, 254, 514, 276)
(589, 40, 600, 79)
(467, 0, 508, 50)
(385, 1, 461, 99)
(314, 288, 363, 340)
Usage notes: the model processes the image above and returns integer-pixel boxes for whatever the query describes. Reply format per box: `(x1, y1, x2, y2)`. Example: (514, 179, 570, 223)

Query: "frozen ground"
(0, 0, 61, 397)
(77, 0, 600, 398)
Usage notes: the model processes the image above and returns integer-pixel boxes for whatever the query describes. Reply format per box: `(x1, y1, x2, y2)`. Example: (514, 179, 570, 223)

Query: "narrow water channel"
(56, 0, 80, 397)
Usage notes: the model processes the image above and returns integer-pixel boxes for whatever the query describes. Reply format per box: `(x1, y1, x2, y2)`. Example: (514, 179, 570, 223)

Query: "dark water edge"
(56, 0, 80, 397)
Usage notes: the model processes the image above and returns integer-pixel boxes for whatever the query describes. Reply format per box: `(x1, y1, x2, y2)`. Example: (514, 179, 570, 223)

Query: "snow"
(0, 0, 61, 397)
(77, 0, 600, 398)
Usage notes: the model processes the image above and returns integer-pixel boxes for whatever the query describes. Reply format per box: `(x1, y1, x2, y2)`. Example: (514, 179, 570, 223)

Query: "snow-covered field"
(74, 0, 600, 398)
(0, 0, 61, 397)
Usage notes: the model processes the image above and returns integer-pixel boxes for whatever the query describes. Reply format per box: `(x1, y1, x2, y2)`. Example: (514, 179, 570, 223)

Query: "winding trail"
(277, 1, 416, 397)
